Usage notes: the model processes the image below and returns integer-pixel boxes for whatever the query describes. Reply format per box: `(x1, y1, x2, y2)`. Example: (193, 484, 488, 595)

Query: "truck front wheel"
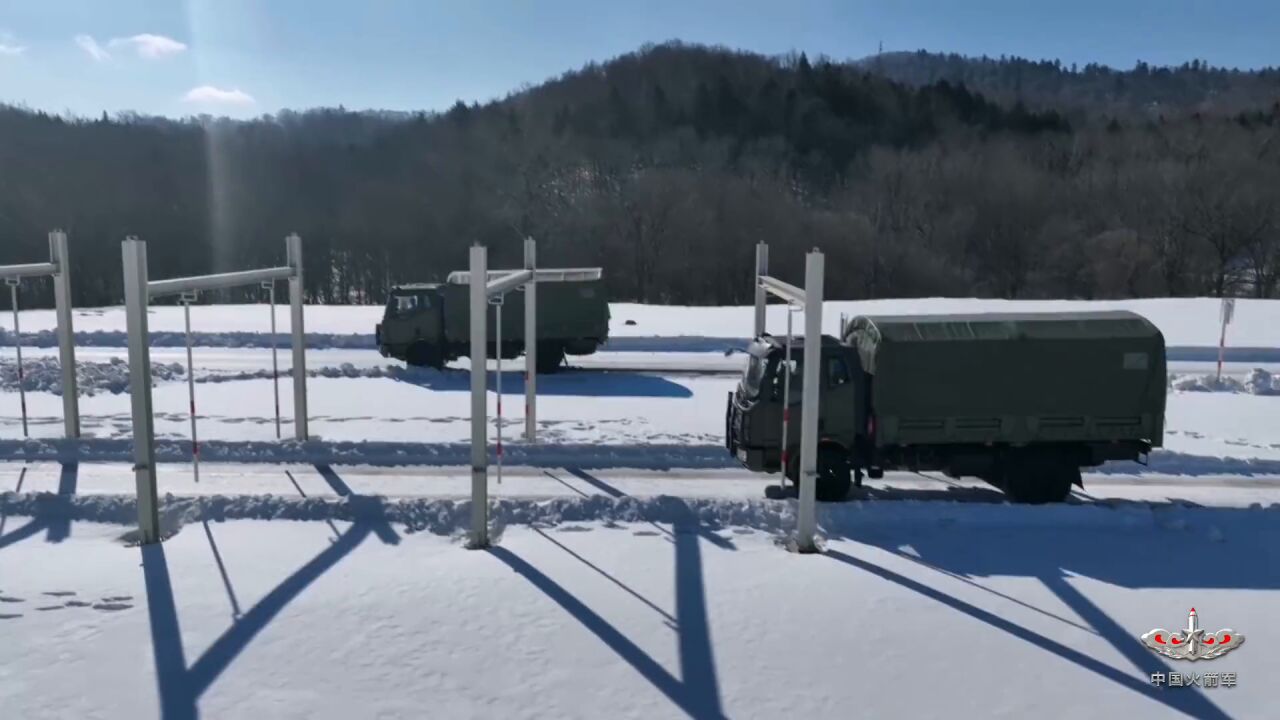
(787, 446, 853, 502)
(406, 342, 443, 370)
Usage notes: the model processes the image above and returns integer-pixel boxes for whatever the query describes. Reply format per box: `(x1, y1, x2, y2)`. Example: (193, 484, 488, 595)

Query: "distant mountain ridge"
(853, 49, 1280, 116)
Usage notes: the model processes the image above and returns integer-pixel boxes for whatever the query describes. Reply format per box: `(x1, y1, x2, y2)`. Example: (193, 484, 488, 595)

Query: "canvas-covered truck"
(725, 311, 1167, 503)
(376, 275, 610, 373)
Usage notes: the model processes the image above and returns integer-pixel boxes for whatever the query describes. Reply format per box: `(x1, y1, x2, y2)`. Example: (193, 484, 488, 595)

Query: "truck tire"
(535, 343, 565, 374)
(406, 342, 443, 370)
(787, 446, 853, 502)
(1001, 455, 1077, 504)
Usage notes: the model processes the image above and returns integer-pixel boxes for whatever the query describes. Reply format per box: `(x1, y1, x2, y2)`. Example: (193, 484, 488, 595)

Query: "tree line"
(1, 42, 1277, 311)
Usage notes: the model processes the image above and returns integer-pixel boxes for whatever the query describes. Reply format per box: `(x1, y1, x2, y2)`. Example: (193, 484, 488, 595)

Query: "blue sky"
(0, 0, 1276, 118)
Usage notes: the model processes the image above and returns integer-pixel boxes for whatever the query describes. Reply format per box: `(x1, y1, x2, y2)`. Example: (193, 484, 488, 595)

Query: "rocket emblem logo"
(1141, 608, 1245, 661)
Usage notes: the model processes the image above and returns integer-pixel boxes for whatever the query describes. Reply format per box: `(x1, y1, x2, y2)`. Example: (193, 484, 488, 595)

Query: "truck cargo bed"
(845, 311, 1166, 448)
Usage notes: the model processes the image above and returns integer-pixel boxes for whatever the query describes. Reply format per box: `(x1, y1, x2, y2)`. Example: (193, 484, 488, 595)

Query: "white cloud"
(75, 34, 111, 62)
(75, 33, 187, 62)
(0, 30, 26, 56)
(182, 85, 255, 107)
(109, 33, 187, 60)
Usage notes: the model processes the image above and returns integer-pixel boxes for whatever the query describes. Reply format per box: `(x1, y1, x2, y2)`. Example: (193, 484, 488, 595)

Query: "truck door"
(776, 350, 857, 445)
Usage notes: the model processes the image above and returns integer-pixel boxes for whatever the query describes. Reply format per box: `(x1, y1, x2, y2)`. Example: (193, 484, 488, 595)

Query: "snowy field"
(1, 296, 1278, 719)
(2, 474, 1277, 719)
(2, 296, 1278, 347)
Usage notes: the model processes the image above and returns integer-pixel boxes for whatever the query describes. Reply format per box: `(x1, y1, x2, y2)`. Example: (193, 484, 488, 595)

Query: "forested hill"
(860, 50, 1280, 116)
(1, 42, 1277, 309)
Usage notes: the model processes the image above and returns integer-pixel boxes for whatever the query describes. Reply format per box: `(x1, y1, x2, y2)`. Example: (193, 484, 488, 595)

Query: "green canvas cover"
(844, 311, 1167, 447)
(439, 279, 610, 345)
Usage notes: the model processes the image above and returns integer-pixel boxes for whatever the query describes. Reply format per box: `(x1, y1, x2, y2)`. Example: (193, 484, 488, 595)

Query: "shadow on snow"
(388, 366, 693, 398)
(494, 468, 728, 719)
(141, 465, 401, 720)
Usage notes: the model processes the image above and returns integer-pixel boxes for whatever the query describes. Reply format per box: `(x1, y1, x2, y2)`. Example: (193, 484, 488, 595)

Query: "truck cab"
(376, 283, 446, 367)
(725, 334, 864, 499)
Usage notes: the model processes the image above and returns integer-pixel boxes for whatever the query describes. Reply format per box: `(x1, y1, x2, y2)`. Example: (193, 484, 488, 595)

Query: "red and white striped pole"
(182, 291, 200, 482)
(494, 296, 503, 485)
(7, 279, 27, 438)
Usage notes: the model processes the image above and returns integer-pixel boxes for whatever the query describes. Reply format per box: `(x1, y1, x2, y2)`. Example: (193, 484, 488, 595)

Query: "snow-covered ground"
(2, 475, 1276, 719)
(3, 296, 1277, 347)
(1, 297, 1278, 718)
(3, 352, 1278, 463)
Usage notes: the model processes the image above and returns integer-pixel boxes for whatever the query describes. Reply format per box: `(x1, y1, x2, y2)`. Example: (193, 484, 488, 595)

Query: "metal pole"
(181, 292, 200, 483)
(50, 231, 79, 438)
(7, 280, 27, 438)
(469, 244, 489, 548)
(123, 237, 159, 544)
(779, 305, 795, 492)
(754, 242, 768, 338)
(286, 234, 308, 441)
(524, 237, 537, 442)
(265, 280, 281, 439)
(494, 297, 503, 485)
(1216, 298, 1232, 384)
(796, 250, 824, 553)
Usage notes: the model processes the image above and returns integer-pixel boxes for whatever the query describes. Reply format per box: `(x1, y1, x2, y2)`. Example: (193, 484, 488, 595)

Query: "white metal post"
(181, 292, 200, 482)
(50, 231, 79, 438)
(265, 280, 281, 439)
(6, 279, 27, 437)
(779, 305, 795, 491)
(286, 234, 308, 441)
(754, 242, 768, 338)
(469, 244, 489, 548)
(1216, 298, 1234, 384)
(524, 237, 537, 442)
(123, 238, 160, 544)
(795, 250, 824, 553)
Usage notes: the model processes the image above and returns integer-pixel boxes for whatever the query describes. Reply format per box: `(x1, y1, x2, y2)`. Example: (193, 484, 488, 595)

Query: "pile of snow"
(0, 358, 418, 395)
(0, 328, 374, 350)
(1246, 367, 1276, 394)
(4, 437, 1280, 477)
(1170, 368, 1278, 395)
(0, 437, 737, 470)
(6, 487, 1275, 539)
(0, 357, 185, 396)
(199, 363, 394, 384)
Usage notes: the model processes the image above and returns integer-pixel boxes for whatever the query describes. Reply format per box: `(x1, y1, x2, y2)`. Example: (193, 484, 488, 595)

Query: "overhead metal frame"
(754, 242, 825, 553)
(123, 233, 307, 544)
(463, 239, 603, 548)
(0, 231, 79, 439)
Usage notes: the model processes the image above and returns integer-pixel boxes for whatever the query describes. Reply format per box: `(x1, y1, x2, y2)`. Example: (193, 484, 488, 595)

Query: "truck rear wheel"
(1001, 455, 1078, 504)
(786, 446, 853, 502)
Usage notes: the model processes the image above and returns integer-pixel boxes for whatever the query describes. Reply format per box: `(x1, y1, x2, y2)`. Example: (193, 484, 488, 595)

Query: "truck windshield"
(387, 293, 429, 318)
(775, 358, 802, 400)
(743, 355, 768, 397)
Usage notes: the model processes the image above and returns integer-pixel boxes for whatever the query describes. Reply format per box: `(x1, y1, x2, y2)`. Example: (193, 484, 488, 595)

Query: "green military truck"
(725, 311, 1166, 503)
(376, 276, 610, 372)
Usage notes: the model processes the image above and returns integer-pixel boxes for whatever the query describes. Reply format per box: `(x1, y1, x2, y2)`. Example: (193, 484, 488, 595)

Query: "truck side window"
(827, 356, 851, 387)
